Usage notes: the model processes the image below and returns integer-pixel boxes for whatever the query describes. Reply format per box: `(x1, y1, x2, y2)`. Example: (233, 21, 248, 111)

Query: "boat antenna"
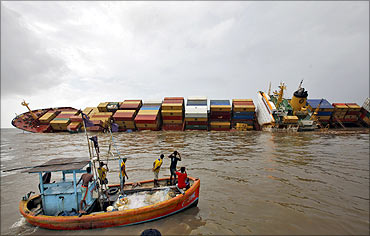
(267, 82, 271, 96)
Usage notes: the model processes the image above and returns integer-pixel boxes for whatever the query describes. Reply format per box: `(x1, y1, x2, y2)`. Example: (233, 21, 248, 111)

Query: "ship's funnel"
(290, 87, 308, 112)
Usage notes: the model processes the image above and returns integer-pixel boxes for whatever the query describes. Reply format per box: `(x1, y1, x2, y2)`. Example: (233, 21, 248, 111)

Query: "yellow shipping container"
(283, 116, 299, 123)
(232, 99, 253, 102)
(82, 107, 95, 115)
(137, 110, 159, 115)
(162, 103, 183, 110)
(347, 104, 361, 112)
(210, 122, 230, 128)
(98, 102, 109, 112)
(210, 105, 231, 112)
(50, 119, 71, 130)
(333, 105, 348, 110)
(60, 111, 78, 115)
(233, 105, 255, 112)
(39, 112, 57, 124)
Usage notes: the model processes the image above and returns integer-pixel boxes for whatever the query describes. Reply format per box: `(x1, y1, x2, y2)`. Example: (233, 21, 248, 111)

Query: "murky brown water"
(1, 128, 369, 235)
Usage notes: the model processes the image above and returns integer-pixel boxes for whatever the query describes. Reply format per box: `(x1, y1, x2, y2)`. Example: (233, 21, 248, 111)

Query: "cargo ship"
(11, 94, 369, 133)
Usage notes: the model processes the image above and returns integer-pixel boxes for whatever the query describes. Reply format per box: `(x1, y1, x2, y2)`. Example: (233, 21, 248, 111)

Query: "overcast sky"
(1, 1, 369, 128)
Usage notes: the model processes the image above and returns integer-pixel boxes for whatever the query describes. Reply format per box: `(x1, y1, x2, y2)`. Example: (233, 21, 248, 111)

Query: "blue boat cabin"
(25, 158, 96, 216)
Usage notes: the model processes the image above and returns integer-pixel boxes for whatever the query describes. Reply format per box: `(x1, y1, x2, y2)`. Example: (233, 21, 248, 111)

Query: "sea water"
(1, 128, 369, 235)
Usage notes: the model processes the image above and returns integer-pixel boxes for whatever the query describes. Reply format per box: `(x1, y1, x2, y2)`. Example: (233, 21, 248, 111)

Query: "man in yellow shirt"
(152, 154, 164, 187)
(97, 161, 109, 186)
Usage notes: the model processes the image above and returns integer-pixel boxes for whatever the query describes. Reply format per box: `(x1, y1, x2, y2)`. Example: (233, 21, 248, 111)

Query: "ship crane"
(21, 100, 38, 120)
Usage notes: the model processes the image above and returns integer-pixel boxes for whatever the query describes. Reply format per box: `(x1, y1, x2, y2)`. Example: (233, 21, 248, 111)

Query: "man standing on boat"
(168, 151, 181, 185)
(98, 161, 109, 186)
(120, 158, 128, 194)
(76, 167, 94, 213)
(152, 154, 164, 187)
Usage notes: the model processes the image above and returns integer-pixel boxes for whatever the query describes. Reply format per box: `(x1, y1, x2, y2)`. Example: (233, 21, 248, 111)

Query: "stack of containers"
(331, 103, 350, 126)
(89, 112, 113, 132)
(306, 99, 334, 126)
(67, 107, 95, 132)
(134, 100, 162, 131)
(113, 100, 142, 131)
(50, 110, 79, 131)
(344, 103, 361, 123)
(185, 97, 208, 130)
(231, 99, 256, 130)
(359, 98, 370, 126)
(209, 100, 231, 131)
(161, 97, 185, 131)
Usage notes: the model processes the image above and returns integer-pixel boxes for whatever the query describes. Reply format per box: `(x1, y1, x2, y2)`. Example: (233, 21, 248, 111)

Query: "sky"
(1, 1, 369, 128)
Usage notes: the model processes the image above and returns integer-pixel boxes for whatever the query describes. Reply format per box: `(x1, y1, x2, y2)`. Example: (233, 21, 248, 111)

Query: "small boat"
(19, 157, 200, 230)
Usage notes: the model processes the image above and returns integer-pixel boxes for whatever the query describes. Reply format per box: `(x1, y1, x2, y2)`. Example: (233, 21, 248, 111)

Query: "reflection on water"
(1, 128, 369, 235)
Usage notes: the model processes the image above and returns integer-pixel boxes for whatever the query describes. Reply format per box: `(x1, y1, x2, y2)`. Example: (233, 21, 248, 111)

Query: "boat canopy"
(23, 158, 90, 173)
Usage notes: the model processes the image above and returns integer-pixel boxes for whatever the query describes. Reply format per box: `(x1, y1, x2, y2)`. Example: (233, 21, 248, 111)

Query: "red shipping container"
(113, 111, 136, 121)
(55, 114, 74, 119)
(134, 115, 158, 124)
(69, 115, 83, 122)
(233, 101, 254, 105)
(163, 100, 184, 104)
(162, 116, 183, 120)
(164, 97, 184, 101)
(119, 103, 141, 110)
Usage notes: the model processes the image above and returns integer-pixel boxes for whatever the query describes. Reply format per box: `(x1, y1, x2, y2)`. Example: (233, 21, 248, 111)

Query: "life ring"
(107, 187, 119, 195)
(299, 98, 305, 104)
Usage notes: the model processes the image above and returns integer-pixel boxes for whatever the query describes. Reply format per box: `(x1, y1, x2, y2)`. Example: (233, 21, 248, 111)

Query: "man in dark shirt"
(168, 151, 181, 185)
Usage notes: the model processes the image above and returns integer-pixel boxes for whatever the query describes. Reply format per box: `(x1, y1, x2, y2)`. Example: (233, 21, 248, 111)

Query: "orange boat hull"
(19, 177, 200, 230)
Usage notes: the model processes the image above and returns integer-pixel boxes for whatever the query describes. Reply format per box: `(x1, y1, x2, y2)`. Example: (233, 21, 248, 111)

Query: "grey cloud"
(1, 4, 68, 97)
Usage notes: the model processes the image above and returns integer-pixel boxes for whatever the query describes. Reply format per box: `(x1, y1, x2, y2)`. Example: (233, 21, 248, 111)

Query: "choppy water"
(1, 128, 369, 235)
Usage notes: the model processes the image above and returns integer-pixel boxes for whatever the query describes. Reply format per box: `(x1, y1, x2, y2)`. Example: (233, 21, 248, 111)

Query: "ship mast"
(273, 82, 286, 108)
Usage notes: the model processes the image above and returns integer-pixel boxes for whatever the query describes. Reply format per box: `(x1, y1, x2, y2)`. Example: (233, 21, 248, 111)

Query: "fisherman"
(176, 167, 190, 194)
(120, 158, 128, 194)
(152, 154, 164, 187)
(168, 150, 181, 185)
(97, 161, 109, 186)
(76, 167, 94, 213)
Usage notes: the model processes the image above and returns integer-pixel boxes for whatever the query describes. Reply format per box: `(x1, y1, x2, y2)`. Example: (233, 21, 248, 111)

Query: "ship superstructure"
(256, 81, 317, 131)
